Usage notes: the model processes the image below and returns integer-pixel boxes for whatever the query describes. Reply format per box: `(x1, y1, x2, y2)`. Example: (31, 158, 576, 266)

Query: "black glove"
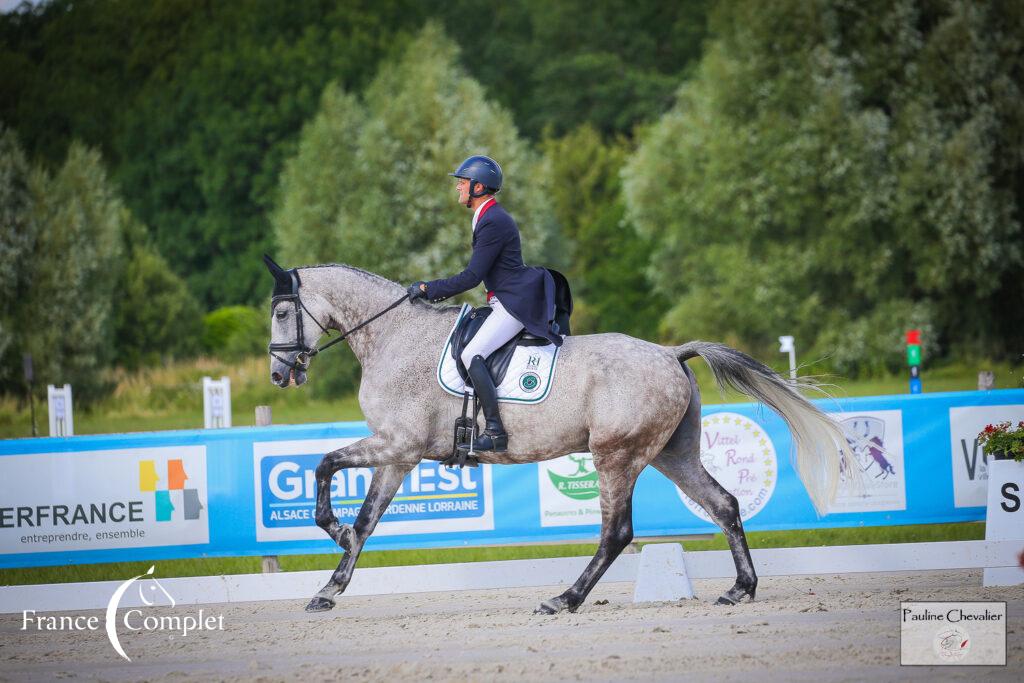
(407, 282, 428, 301)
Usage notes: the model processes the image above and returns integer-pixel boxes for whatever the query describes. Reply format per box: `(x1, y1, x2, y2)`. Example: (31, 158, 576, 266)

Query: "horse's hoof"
(534, 597, 573, 615)
(716, 585, 756, 606)
(305, 596, 335, 612)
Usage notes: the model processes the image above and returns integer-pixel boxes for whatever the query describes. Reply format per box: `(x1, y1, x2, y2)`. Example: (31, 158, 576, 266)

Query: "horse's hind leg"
(535, 458, 643, 615)
(652, 367, 757, 605)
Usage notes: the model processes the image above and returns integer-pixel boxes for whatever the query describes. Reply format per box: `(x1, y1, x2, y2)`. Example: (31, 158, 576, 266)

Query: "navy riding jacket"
(424, 202, 562, 346)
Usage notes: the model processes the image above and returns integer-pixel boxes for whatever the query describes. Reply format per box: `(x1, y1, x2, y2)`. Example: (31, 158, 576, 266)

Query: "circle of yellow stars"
(701, 413, 775, 490)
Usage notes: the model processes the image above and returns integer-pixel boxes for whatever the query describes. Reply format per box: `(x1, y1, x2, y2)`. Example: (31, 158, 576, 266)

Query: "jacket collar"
(472, 197, 497, 232)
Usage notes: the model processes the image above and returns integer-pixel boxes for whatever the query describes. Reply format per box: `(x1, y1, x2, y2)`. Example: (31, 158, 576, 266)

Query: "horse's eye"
(276, 309, 287, 320)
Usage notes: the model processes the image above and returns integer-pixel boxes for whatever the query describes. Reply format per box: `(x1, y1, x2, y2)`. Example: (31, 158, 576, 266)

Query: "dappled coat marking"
(264, 262, 855, 614)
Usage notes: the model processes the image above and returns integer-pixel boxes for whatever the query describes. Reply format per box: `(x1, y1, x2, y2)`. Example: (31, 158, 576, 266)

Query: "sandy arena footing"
(1, 569, 1021, 681)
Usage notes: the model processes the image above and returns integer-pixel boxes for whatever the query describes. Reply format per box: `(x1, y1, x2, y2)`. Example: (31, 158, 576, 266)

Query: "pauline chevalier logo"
(900, 601, 1006, 666)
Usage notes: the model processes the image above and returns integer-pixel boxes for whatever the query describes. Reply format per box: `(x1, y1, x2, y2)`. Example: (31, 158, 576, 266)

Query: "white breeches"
(460, 297, 525, 369)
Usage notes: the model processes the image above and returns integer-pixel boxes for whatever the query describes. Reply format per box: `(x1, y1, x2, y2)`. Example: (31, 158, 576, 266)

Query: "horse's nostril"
(271, 372, 283, 383)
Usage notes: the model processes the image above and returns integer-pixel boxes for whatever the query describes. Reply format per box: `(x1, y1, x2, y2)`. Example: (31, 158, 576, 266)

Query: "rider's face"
(456, 177, 470, 205)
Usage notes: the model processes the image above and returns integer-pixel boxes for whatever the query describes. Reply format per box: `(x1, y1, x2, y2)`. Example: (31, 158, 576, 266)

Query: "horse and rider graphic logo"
(838, 416, 897, 481)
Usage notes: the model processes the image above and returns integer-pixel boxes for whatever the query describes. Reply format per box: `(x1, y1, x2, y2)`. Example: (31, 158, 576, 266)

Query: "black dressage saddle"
(451, 269, 573, 386)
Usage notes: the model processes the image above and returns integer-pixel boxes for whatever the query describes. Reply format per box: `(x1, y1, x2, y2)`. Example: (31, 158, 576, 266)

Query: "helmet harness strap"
(465, 179, 490, 208)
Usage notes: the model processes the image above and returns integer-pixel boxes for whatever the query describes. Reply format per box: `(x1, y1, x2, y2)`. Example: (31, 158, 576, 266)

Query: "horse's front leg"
(311, 436, 409, 547)
(306, 462, 415, 612)
(306, 436, 419, 612)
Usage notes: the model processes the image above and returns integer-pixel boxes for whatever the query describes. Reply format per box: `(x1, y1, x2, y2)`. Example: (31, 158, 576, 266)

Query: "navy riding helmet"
(450, 155, 502, 204)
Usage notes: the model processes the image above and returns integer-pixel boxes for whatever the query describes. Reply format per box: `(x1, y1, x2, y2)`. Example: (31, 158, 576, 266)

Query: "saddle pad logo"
(676, 412, 776, 522)
(519, 372, 541, 393)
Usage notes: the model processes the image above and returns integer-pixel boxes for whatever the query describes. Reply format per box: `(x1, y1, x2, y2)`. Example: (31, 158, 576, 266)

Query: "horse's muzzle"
(271, 368, 307, 388)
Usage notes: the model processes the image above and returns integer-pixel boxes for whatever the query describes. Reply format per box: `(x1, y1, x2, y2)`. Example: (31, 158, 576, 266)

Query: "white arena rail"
(1, 539, 1020, 614)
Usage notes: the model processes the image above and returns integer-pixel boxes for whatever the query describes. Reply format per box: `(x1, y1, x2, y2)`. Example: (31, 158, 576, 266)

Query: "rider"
(408, 155, 563, 452)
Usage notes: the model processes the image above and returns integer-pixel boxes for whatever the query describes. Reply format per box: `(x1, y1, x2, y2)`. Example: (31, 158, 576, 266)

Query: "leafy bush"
(114, 235, 202, 369)
(202, 306, 267, 361)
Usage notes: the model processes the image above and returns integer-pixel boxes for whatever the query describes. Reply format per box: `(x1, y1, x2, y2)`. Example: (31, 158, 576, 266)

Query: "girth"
(451, 306, 549, 386)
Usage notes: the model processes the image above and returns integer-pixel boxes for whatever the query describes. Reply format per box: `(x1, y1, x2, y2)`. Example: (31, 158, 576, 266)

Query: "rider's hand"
(407, 282, 428, 301)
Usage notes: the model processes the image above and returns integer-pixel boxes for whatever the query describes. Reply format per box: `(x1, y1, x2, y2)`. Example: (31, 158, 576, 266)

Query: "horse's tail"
(674, 340, 854, 516)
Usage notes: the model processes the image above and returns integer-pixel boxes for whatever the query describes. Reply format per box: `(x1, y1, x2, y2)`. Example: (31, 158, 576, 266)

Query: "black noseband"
(268, 270, 329, 372)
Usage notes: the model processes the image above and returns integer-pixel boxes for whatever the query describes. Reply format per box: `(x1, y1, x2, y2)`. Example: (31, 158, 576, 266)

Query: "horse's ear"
(263, 254, 285, 277)
(264, 254, 294, 295)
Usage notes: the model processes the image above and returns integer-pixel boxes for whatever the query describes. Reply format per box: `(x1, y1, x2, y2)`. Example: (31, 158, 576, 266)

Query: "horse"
(263, 258, 855, 614)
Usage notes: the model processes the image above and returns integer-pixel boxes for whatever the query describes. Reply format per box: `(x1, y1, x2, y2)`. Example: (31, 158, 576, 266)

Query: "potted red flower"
(977, 421, 1024, 462)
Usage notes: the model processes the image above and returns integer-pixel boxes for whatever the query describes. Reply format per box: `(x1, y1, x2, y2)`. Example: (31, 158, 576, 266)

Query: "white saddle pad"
(436, 304, 561, 404)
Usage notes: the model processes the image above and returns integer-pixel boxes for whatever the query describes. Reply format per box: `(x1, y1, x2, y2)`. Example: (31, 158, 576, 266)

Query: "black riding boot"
(467, 355, 508, 452)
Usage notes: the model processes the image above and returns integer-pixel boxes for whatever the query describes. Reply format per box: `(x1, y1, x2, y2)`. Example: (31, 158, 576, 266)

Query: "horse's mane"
(298, 263, 463, 314)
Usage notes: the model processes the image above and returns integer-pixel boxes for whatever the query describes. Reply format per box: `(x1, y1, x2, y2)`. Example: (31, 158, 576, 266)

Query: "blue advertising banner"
(1, 389, 1021, 569)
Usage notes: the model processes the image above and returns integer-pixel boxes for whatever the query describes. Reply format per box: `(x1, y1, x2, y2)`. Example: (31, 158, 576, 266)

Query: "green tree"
(23, 142, 125, 400)
(624, 0, 1024, 373)
(113, 217, 203, 370)
(113, 0, 427, 307)
(542, 125, 665, 338)
(1, 0, 429, 308)
(201, 306, 266, 361)
(274, 22, 563, 284)
(437, 0, 711, 138)
(0, 124, 37, 386)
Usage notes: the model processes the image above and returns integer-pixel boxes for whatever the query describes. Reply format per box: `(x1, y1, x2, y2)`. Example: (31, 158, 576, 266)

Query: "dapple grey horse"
(264, 260, 854, 614)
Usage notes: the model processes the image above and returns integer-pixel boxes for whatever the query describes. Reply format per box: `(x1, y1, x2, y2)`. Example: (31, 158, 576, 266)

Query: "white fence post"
(203, 376, 232, 429)
(46, 384, 73, 436)
(254, 404, 281, 574)
(778, 335, 796, 380)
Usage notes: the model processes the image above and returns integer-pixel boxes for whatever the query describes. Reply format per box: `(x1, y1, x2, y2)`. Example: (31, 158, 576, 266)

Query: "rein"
(316, 294, 410, 355)
(269, 271, 408, 371)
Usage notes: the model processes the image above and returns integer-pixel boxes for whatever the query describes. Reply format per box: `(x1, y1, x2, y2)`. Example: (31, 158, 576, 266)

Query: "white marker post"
(633, 543, 695, 602)
(203, 376, 232, 429)
(778, 335, 796, 380)
(983, 457, 1024, 586)
(47, 384, 74, 436)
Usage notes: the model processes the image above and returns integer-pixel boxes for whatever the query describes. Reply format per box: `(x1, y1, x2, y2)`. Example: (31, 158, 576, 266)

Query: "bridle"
(268, 269, 408, 372)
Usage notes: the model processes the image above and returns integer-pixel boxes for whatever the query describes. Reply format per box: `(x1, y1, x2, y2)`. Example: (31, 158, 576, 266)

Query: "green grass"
(1, 356, 1019, 439)
(0, 522, 984, 586)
